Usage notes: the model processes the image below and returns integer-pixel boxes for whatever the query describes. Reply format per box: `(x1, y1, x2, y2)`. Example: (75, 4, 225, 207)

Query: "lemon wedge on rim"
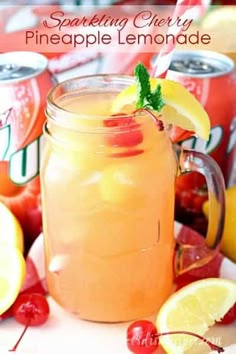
(156, 278, 236, 354)
(112, 78, 210, 141)
(0, 246, 26, 315)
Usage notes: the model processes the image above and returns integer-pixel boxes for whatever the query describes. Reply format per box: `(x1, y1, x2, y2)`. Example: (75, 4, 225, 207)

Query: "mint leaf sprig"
(134, 63, 165, 113)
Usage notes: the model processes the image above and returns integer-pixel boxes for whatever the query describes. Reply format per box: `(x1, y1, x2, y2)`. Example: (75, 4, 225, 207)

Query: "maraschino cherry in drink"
(0, 52, 54, 249)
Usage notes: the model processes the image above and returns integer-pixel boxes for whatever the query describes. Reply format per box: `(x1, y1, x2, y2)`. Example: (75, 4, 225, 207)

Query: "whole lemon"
(203, 186, 236, 262)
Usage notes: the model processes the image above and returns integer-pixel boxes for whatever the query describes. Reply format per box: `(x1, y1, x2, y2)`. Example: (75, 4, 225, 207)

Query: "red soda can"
(158, 50, 236, 233)
(0, 51, 54, 250)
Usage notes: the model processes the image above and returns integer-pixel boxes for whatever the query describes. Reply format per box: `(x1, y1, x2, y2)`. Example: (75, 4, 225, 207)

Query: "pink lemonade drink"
(41, 75, 225, 322)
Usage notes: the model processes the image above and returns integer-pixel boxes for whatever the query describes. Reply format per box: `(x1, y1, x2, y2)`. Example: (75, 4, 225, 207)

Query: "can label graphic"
(0, 52, 55, 247)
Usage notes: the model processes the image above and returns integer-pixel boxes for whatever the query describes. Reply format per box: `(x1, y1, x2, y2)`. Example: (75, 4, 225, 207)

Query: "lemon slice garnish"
(112, 78, 210, 140)
(0, 246, 26, 315)
(0, 201, 24, 252)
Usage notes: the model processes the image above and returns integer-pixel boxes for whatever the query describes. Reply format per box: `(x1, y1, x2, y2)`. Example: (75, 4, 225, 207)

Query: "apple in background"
(23, 206, 42, 252)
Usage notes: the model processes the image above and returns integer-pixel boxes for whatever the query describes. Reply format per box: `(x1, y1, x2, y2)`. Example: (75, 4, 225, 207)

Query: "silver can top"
(0, 51, 48, 83)
(168, 50, 234, 78)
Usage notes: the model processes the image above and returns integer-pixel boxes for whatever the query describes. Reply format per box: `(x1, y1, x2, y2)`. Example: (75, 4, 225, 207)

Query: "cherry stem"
(158, 331, 224, 353)
(9, 323, 30, 352)
(133, 108, 164, 131)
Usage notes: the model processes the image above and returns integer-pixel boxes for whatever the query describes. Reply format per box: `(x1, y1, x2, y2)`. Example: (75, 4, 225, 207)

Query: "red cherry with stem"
(104, 109, 165, 149)
(126, 320, 225, 354)
(10, 293, 50, 352)
(217, 303, 236, 325)
(127, 320, 158, 354)
(13, 293, 49, 326)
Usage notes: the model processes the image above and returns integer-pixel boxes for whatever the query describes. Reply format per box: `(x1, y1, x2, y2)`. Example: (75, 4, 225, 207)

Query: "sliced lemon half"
(156, 278, 236, 354)
(0, 246, 26, 315)
(111, 78, 210, 140)
(0, 201, 24, 252)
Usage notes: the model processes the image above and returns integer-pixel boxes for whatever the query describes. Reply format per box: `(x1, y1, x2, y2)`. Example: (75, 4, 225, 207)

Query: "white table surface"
(0, 296, 235, 354)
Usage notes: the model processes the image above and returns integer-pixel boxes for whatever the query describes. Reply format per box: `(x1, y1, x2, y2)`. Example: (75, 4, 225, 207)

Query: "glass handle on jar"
(175, 147, 225, 275)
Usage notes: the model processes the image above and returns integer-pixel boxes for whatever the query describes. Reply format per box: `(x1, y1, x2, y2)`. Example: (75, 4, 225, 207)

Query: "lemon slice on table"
(112, 78, 210, 140)
(0, 201, 24, 252)
(156, 278, 236, 354)
(0, 246, 26, 315)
